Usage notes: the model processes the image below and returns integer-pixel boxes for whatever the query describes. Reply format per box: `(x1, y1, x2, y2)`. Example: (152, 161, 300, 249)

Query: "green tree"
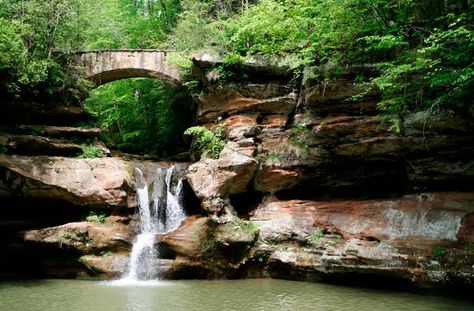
(0, 0, 91, 101)
(84, 78, 192, 156)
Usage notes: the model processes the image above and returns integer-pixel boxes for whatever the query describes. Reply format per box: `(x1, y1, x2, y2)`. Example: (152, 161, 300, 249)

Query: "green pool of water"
(0, 279, 472, 311)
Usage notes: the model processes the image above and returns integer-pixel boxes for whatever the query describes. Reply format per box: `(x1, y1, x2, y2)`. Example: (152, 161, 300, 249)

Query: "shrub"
(184, 123, 226, 159)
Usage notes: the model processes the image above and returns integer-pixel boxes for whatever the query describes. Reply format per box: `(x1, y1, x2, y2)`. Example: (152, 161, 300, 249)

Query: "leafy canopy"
(84, 78, 192, 156)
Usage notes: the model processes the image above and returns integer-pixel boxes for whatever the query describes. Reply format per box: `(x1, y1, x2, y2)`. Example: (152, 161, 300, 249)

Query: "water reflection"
(0, 279, 472, 311)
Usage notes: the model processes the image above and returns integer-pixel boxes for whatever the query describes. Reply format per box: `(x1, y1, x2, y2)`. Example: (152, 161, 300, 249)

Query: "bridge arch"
(77, 50, 183, 86)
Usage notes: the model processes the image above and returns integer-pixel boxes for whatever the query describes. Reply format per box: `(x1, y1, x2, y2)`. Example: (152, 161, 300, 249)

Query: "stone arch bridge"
(76, 50, 183, 86)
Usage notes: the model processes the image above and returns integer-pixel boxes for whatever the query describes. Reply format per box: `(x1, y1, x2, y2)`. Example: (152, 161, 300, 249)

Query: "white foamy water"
(113, 166, 186, 285)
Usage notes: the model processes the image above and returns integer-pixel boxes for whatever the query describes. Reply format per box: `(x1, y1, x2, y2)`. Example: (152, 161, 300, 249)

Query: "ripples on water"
(0, 279, 472, 311)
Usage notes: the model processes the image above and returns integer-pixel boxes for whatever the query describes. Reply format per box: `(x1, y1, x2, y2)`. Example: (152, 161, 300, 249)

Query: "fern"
(184, 124, 226, 159)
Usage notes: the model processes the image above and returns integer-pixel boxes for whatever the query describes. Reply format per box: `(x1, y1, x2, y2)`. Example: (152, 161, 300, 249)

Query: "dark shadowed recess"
(0, 198, 93, 278)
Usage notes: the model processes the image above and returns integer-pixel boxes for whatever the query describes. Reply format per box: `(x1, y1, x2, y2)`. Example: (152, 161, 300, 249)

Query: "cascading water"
(119, 166, 186, 282)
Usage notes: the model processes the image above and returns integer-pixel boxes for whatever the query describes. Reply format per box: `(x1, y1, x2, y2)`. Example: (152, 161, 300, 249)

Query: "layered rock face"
(251, 193, 474, 288)
(1, 60, 473, 291)
(171, 64, 474, 290)
(0, 155, 134, 208)
(0, 100, 196, 278)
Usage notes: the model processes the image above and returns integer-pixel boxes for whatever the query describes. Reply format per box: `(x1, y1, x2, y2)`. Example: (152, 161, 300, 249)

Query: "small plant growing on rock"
(308, 228, 325, 243)
(56, 229, 93, 249)
(288, 125, 310, 153)
(84, 211, 108, 224)
(232, 218, 260, 234)
(184, 122, 226, 159)
(467, 243, 474, 254)
(202, 236, 218, 253)
(432, 245, 445, 261)
(100, 250, 113, 257)
(78, 144, 106, 158)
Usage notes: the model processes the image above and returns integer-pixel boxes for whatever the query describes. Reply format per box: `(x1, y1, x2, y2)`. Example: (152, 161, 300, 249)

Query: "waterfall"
(120, 166, 186, 282)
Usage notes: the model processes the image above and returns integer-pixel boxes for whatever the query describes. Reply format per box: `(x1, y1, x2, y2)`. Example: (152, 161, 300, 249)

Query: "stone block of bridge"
(77, 50, 183, 85)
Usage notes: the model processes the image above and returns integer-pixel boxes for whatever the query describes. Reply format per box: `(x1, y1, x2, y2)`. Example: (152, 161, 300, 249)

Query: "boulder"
(158, 215, 259, 278)
(158, 216, 208, 258)
(78, 254, 129, 277)
(187, 147, 258, 216)
(23, 221, 132, 253)
(0, 155, 134, 208)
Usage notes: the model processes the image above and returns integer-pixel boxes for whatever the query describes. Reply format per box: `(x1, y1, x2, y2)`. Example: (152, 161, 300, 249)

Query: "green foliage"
(365, 4, 474, 121)
(232, 218, 260, 234)
(56, 229, 93, 248)
(184, 123, 226, 159)
(83, 0, 181, 49)
(202, 236, 218, 253)
(290, 125, 310, 136)
(432, 245, 445, 261)
(288, 125, 310, 152)
(0, 18, 47, 94)
(77, 144, 106, 159)
(166, 6, 222, 52)
(100, 250, 113, 257)
(84, 78, 192, 156)
(0, 0, 181, 100)
(223, 53, 245, 65)
(266, 153, 280, 161)
(169, 0, 473, 123)
(467, 243, 474, 254)
(1, 0, 471, 136)
(224, 0, 314, 56)
(84, 211, 108, 224)
(308, 228, 325, 243)
(168, 52, 194, 74)
(0, 0, 92, 101)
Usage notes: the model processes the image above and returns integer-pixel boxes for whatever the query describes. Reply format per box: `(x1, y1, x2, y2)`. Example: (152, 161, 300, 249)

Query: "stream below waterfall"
(0, 279, 472, 311)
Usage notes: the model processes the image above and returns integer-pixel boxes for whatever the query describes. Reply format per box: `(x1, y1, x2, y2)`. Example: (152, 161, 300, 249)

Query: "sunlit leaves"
(84, 79, 192, 156)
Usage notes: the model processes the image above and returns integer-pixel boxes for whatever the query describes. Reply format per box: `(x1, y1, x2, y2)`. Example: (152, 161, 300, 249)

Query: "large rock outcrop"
(0, 155, 135, 208)
(21, 217, 132, 278)
(160, 192, 474, 288)
(249, 192, 474, 288)
(187, 147, 258, 219)
(1, 60, 474, 291)
(157, 215, 259, 278)
(179, 65, 474, 289)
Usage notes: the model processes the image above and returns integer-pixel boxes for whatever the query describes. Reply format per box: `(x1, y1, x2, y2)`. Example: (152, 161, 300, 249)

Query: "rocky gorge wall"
(0, 59, 473, 293)
(161, 61, 474, 291)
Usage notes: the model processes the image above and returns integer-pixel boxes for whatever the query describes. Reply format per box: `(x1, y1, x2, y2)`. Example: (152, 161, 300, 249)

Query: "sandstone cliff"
(0, 60, 473, 292)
